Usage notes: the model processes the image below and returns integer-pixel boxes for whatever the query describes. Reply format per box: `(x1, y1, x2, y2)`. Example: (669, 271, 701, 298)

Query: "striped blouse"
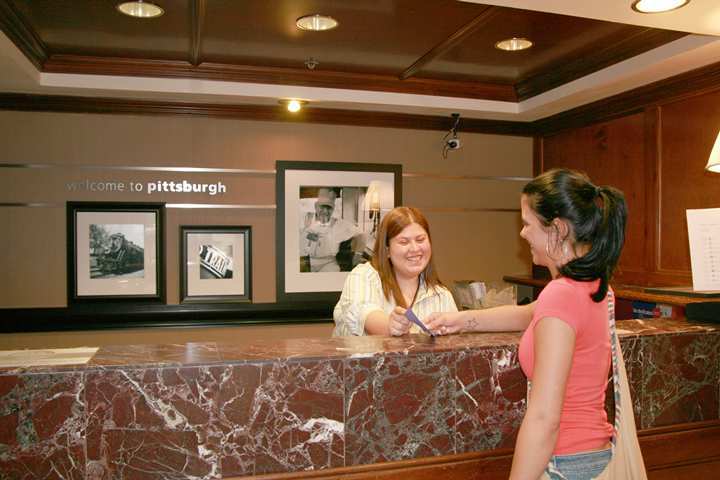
(332, 262, 458, 336)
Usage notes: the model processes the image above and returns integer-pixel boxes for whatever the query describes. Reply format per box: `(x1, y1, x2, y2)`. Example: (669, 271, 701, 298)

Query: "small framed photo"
(67, 202, 165, 303)
(180, 226, 252, 303)
(276, 161, 402, 302)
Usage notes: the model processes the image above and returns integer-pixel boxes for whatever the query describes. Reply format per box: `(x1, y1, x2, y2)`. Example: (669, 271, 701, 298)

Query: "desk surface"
(504, 275, 720, 306)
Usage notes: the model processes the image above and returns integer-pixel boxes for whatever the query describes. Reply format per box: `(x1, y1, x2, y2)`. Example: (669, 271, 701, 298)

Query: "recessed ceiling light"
(296, 14, 339, 31)
(117, 1, 164, 18)
(280, 99, 307, 113)
(495, 37, 533, 52)
(631, 0, 690, 13)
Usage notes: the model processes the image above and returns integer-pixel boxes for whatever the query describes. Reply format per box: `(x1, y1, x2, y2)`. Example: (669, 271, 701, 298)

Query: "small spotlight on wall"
(280, 99, 307, 113)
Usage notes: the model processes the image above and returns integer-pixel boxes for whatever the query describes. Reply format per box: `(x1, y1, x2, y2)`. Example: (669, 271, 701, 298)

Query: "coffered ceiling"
(1, 0, 719, 122)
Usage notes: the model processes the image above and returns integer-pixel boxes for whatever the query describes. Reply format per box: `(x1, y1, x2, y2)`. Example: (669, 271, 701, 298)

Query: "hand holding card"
(405, 308, 435, 336)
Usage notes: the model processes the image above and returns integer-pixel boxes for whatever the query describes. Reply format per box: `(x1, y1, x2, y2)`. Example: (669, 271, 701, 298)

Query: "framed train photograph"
(180, 226, 252, 303)
(67, 202, 165, 303)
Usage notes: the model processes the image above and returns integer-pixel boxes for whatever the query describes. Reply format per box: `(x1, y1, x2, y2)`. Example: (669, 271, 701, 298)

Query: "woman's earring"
(545, 239, 554, 259)
(563, 242, 569, 258)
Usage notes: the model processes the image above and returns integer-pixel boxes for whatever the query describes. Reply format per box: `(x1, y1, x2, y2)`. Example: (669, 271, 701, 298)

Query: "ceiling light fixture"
(280, 99, 307, 113)
(495, 37, 533, 52)
(631, 0, 690, 14)
(296, 14, 339, 31)
(117, 1, 164, 18)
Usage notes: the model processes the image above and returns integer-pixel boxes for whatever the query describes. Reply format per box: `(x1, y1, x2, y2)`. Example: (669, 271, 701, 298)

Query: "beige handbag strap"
(604, 290, 649, 480)
(607, 290, 621, 446)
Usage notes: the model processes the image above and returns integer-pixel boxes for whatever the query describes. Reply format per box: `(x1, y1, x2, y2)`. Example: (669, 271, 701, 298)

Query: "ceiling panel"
(10, 0, 192, 60)
(0, 0, 692, 102)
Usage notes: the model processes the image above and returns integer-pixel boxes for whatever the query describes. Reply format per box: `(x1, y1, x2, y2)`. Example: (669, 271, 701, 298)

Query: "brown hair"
(370, 206, 444, 308)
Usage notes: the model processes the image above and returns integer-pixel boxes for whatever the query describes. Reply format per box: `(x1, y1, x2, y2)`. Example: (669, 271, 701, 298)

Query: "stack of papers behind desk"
(0, 347, 98, 368)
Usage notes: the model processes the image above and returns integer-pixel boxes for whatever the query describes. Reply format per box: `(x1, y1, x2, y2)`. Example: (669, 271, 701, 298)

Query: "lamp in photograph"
(365, 181, 389, 235)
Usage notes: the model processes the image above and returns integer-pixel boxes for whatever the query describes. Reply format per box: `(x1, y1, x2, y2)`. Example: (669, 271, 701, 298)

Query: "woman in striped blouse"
(333, 206, 457, 337)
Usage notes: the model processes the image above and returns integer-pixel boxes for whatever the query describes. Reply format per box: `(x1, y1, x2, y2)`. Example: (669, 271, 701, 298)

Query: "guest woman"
(333, 206, 457, 336)
(426, 169, 628, 479)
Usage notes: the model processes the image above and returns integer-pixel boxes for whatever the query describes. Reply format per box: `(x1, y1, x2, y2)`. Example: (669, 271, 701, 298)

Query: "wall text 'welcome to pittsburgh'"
(65, 179, 227, 195)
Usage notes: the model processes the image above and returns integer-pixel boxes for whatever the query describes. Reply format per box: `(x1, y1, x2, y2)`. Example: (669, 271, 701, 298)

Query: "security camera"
(446, 137, 461, 150)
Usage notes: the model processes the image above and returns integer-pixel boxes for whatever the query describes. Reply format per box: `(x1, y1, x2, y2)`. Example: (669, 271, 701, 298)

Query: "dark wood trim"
(532, 136, 543, 175)
(644, 106, 661, 274)
(189, 0, 207, 67)
(516, 29, 687, 101)
(0, 93, 535, 136)
(225, 420, 720, 480)
(41, 54, 518, 102)
(533, 59, 720, 136)
(0, 0, 47, 69)
(228, 449, 515, 480)
(0, 302, 334, 333)
(503, 274, 711, 306)
(5, 49, 720, 140)
(399, 6, 498, 80)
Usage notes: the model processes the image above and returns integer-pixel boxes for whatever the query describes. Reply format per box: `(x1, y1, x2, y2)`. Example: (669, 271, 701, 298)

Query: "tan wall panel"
(0, 111, 532, 314)
(1, 207, 67, 307)
(425, 212, 531, 284)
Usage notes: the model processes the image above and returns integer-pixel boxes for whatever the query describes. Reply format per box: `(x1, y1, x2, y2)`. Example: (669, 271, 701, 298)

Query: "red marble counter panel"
(454, 346, 526, 454)
(0, 318, 718, 479)
(0, 373, 85, 479)
(344, 352, 455, 465)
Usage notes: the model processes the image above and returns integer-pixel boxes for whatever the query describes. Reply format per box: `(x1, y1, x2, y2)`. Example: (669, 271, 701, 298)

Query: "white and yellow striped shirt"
(332, 262, 458, 336)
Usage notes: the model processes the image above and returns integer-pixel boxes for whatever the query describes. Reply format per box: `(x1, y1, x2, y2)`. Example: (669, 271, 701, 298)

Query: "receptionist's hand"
(388, 306, 411, 336)
(425, 311, 466, 336)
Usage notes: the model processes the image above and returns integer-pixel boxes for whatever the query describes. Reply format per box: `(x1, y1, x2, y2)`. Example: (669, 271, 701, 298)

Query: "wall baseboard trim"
(226, 420, 720, 480)
(0, 302, 334, 333)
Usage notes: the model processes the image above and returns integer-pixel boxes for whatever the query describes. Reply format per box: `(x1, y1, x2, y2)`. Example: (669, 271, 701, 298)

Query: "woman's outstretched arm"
(424, 301, 535, 334)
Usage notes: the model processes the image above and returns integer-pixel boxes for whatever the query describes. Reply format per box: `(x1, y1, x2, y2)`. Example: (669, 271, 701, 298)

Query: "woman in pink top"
(426, 168, 627, 479)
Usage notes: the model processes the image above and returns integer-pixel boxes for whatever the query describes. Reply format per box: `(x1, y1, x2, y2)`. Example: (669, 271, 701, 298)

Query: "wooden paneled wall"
(537, 89, 720, 287)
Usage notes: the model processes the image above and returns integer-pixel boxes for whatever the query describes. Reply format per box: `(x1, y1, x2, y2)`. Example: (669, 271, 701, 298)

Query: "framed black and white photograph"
(276, 161, 401, 302)
(67, 202, 165, 303)
(180, 226, 252, 303)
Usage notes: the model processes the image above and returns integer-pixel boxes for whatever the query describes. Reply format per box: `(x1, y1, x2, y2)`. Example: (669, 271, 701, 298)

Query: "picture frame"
(276, 161, 402, 302)
(67, 202, 165, 304)
(180, 226, 252, 303)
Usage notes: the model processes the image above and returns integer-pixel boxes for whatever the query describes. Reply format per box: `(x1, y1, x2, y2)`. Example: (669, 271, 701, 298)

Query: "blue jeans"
(545, 447, 612, 480)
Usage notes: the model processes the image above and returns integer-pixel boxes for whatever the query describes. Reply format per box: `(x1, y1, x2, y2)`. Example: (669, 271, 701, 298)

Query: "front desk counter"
(2, 318, 720, 479)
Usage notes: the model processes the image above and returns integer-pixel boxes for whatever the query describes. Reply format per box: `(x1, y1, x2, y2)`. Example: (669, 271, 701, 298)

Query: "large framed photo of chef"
(180, 226, 252, 303)
(276, 161, 402, 303)
(67, 202, 165, 304)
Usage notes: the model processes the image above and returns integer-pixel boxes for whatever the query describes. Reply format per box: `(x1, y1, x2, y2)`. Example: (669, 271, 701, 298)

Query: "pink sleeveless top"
(519, 277, 614, 454)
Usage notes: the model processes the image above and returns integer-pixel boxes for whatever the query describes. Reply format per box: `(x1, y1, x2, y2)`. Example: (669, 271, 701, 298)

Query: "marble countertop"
(1, 317, 717, 375)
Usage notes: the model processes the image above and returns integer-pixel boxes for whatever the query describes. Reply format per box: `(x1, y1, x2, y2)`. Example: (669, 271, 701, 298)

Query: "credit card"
(405, 308, 435, 336)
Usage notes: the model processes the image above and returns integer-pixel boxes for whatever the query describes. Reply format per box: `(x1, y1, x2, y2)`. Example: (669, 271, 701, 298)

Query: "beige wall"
(0, 110, 532, 348)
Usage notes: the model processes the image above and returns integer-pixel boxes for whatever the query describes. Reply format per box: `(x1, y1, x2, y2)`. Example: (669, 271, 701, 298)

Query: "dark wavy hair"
(522, 168, 627, 302)
(370, 206, 443, 308)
